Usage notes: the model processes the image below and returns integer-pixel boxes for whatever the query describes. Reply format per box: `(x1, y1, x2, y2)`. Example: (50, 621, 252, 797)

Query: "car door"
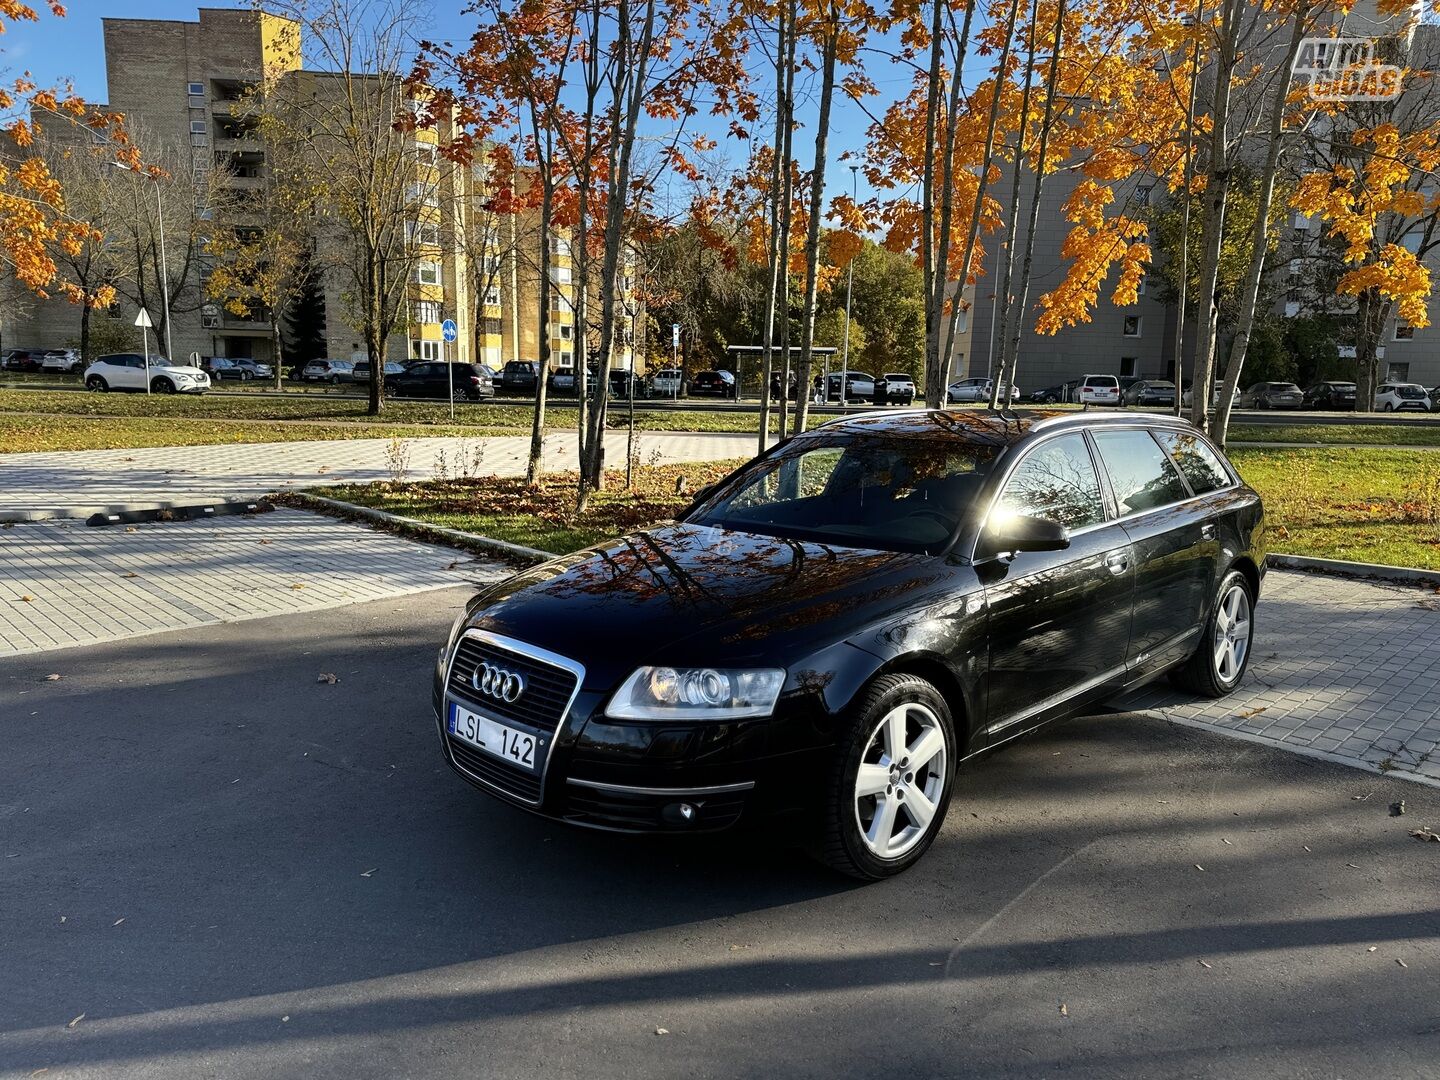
(110, 356, 142, 390)
(978, 432, 1136, 738)
(1090, 427, 1213, 670)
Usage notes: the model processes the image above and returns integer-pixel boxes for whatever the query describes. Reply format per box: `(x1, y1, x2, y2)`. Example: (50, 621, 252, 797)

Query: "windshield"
(151, 358, 173, 367)
(687, 436, 998, 554)
(884, 373, 910, 381)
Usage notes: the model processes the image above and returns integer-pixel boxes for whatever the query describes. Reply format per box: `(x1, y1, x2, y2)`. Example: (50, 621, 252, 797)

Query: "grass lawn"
(324, 461, 748, 553)
(1228, 447, 1440, 569)
(1228, 423, 1440, 447)
(323, 447, 1440, 570)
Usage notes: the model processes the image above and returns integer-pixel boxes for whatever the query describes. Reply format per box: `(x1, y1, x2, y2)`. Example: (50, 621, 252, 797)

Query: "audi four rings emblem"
(472, 661, 525, 703)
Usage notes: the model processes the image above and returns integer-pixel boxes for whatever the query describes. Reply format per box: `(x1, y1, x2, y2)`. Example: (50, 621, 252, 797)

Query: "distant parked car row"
(3, 347, 83, 374)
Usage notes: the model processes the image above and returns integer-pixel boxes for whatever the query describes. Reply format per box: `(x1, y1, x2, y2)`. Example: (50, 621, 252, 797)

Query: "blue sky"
(7, 0, 935, 206)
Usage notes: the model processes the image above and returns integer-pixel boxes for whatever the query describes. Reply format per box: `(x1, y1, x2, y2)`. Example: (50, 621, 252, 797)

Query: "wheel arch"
(1228, 555, 1261, 600)
(862, 652, 978, 747)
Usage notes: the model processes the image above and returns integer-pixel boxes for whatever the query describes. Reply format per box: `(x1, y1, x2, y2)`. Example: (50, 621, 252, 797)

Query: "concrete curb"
(1269, 553, 1440, 589)
(279, 491, 554, 566)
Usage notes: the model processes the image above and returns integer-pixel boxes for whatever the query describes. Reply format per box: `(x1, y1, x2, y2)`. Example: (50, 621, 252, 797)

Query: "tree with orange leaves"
(2, 1, 138, 314)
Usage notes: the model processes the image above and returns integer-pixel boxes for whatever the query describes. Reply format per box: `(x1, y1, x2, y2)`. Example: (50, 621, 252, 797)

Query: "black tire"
(85, 375, 108, 392)
(1383, 402, 1394, 413)
(816, 672, 958, 881)
(241, 369, 253, 381)
(151, 377, 175, 394)
(1170, 568, 1256, 698)
(330, 374, 341, 385)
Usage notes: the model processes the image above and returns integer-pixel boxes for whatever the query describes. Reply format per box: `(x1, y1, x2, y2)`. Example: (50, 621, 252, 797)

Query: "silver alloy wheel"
(853, 702, 948, 860)
(1213, 582, 1252, 684)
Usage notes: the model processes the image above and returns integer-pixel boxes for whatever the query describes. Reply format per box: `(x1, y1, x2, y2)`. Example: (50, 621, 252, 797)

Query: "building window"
(413, 300, 441, 324)
(407, 220, 439, 246)
(407, 182, 438, 208)
(550, 265, 572, 284)
(1136, 184, 1153, 206)
(557, 350, 573, 368)
(188, 82, 205, 96)
(550, 236, 571, 256)
(549, 291, 570, 312)
(1387, 362, 1410, 381)
(1136, 277, 1147, 297)
(415, 261, 441, 286)
(1123, 315, 1141, 337)
(190, 120, 207, 134)
(414, 142, 438, 165)
(482, 286, 501, 306)
(558, 324, 573, 341)
(1120, 356, 1139, 377)
(1395, 324, 1415, 340)
(413, 339, 442, 361)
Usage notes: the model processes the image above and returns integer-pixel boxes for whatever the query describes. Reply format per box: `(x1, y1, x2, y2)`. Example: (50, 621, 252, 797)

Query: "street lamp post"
(840, 165, 858, 411)
(111, 162, 173, 362)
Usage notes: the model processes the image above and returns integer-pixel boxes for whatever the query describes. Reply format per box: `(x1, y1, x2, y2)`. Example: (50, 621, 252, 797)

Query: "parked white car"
(1077, 374, 1121, 406)
(1375, 382, 1432, 412)
(83, 354, 211, 394)
(39, 349, 83, 374)
(946, 377, 1018, 404)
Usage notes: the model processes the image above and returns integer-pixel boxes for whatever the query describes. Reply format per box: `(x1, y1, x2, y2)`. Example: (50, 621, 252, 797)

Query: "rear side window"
(1152, 430, 1231, 495)
(996, 433, 1105, 530)
(1091, 429, 1191, 515)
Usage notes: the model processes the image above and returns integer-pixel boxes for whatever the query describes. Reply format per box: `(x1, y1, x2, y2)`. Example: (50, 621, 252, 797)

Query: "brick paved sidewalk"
(1121, 570, 1440, 788)
(0, 430, 757, 521)
(0, 510, 507, 656)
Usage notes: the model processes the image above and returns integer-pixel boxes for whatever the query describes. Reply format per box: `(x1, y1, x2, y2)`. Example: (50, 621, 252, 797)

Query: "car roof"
(811, 407, 1202, 447)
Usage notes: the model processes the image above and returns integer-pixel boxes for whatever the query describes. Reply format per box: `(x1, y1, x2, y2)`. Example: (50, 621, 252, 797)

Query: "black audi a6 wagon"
(434, 410, 1265, 878)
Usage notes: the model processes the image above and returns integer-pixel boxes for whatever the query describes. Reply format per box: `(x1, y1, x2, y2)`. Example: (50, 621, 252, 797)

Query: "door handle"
(1105, 551, 1129, 576)
(1200, 522, 1217, 540)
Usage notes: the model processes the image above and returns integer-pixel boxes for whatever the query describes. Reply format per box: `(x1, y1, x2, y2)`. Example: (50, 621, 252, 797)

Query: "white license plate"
(447, 703, 539, 772)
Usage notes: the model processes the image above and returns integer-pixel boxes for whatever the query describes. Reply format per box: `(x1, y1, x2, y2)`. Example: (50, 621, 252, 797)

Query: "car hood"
(155, 365, 208, 378)
(465, 522, 955, 689)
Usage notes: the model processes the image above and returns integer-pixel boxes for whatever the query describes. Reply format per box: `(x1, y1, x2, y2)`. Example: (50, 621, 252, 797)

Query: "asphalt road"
(3, 588, 1439, 1079)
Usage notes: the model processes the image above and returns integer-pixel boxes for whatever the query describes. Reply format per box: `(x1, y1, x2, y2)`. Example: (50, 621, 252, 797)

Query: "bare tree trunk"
(775, 14, 798, 441)
(1354, 289, 1388, 412)
(988, 0, 1042, 409)
(528, 176, 556, 486)
(1211, 6, 1308, 446)
(756, 0, 791, 455)
(943, 0, 1021, 406)
(995, 0, 1067, 407)
(1188, 0, 1240, 434)
(792, 13, 838, 436)
(365, 247, 383, 415)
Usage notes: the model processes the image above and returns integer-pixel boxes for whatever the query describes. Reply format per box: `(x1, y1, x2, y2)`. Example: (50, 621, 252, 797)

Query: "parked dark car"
(1238, 381, 1304, 409)
(499, 360, 540, 395)
(434, 410, 1264, 879)
(689, 370, 738, 398)
(301, 359, 357, 385)
(2, 348, 43, 372)
(1123, 379, 1177, 406)
(1029, 383, 1067, 404)
(353, 360, 408, 383)
(204, 357, 274, 382)
(387, 361, 495, 401)
(1302, 381, 1356, 410)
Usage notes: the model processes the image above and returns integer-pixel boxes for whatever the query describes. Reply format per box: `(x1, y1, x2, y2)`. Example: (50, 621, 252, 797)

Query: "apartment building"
(8, 6, 598, 372)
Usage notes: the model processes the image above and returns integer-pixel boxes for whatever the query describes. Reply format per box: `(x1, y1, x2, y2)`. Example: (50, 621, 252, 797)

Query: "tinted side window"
(1153, 430, 1231, 495)
(1092, 429, 1191, 515)
(996, 434, 1105, 529)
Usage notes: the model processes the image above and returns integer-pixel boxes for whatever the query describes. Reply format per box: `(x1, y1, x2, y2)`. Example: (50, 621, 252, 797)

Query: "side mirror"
(985, 514, 1070, 556)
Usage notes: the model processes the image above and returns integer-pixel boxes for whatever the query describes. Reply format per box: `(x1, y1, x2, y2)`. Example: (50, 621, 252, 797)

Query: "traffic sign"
(671, 323, 680, 347)
(441, 319, 458, 343)
(134, 309, 153, 329)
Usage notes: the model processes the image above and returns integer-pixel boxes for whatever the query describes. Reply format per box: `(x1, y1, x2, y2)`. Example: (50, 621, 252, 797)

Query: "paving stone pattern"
(0, 431, 758, 521)
(0, 510, 507, 656)
(1122, 569, 1440, 787)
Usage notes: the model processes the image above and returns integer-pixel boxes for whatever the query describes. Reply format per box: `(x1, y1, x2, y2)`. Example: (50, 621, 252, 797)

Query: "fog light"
(662, 802, 698, 826)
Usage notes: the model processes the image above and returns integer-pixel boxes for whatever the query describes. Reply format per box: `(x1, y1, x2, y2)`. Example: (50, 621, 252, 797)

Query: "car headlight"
(606, 667, 785, 720)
